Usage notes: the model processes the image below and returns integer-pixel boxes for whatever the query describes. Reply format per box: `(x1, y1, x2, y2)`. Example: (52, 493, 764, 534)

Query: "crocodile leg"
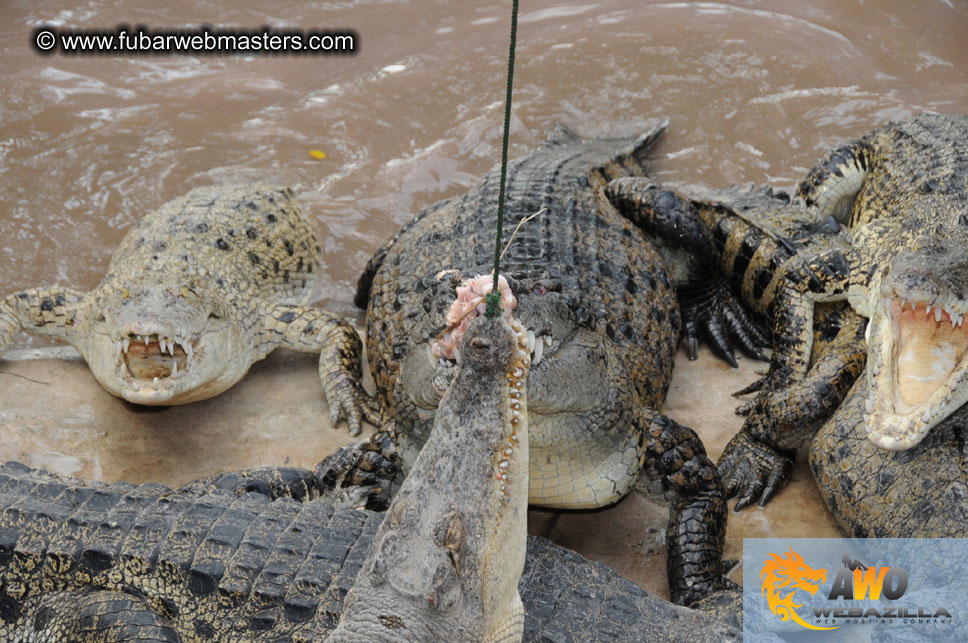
(30, 589, 180, 642)
(176, 465, 325, 501)
(722, 305, 868, 509)
(605, 177, 769, 366)
(797, 138, 874, 225)
(634, 409, 731, 607)
(763, 245, 857, 387)
(261, 303, 380, 436)
(314, 429, 402, 511)
(0, 287, 89, 355)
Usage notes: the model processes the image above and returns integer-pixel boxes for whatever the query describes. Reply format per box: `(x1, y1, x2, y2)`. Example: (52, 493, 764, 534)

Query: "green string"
(485, 0, 520, 320)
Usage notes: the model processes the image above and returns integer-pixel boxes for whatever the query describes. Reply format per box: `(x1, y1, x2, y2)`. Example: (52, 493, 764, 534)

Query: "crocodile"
(606, 182, 869, 510)
(613, 113, 968, 507)
(0, 316, 741, 641)
(791, 112, 968, 453)
(329, 312, 533, 641)
(810, 377, 968, 537)
(351, 120, 764, 606)
(0, 184, 377, 434)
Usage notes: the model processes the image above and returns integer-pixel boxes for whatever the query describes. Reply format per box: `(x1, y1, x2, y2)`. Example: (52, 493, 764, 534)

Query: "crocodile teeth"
(935, 307, 943, 323)
(122, 337, 130, 354)
(143, 335, 149, 345)
(171, 360, 178, 377)
(526, 330, 535, 354)
(532, 336, 544, 365)
(153, 376, 159, 383)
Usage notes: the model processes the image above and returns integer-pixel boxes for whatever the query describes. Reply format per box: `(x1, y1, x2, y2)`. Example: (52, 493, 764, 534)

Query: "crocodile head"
(331, 314, 530, 642)
(394, 274, 625, 508)
(83, 281, 249, 405)
(862, 234, 968, 449)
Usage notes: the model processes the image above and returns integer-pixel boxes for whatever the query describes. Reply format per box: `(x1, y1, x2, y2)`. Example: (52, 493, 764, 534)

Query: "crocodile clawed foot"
(679, 278, 769, 367)
(314, 429, 401, 511)
(717, 431, 794, 511)
(675, 571, 739, 608)
(733, 366, 791, 415)
(323, 373, 382, 437)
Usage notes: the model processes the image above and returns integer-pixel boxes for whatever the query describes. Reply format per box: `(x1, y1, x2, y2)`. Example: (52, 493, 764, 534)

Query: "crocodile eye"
(387, 495, 412, 527)
(444, 515, 463, 553)
(533, 284, 547, 295)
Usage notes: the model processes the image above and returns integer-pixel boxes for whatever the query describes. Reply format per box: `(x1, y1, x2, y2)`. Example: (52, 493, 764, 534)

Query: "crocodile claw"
(733, 364, 794, 415)
(323, 373, 382, 437)
(679, 278, 769, 367)
(717, 431, 794, 510)
(314, 430, 401, 511)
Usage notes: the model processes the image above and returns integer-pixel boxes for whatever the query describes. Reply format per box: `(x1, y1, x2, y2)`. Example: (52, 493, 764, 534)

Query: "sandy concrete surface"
(0, 341, 841, 600)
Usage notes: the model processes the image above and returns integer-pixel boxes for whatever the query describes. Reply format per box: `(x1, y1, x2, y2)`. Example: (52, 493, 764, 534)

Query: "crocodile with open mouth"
(766, 112, 968, 453)
(613, 113, 968, 508)
(605, 181, 869, 510)
(348, 120, 763, 606)
(0, 183, 377, 434)
(0, 314, 741, 641)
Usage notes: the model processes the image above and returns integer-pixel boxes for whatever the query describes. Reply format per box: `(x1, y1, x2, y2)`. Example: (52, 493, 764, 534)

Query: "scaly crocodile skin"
(606, 181, 868, 509)
(0, 184, 377, 433)
(810, 377, 968, 537)
(0, 461, 740, 642)
(770, 113, 968, 452)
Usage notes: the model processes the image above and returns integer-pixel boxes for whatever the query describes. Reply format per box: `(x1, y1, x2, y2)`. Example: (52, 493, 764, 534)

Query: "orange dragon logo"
(761, 548, 838, 631)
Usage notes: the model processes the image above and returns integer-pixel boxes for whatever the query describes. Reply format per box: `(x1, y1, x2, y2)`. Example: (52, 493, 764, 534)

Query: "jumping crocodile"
(0, 184, 377, 434)
(0, 316, 741, 641)
(606, 182, 869, 509)
(329, 313, 533, 641)
(350, 120, 763, 606)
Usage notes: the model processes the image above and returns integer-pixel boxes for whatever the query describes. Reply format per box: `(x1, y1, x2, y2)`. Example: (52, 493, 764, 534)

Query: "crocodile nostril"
(470, 337, 490, 349)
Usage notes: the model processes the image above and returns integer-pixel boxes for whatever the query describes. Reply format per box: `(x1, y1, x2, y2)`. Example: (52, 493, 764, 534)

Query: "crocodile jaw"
(333, 315, 529, 642)
(865, 296, 968, 450)
(85, 322, 250, 405)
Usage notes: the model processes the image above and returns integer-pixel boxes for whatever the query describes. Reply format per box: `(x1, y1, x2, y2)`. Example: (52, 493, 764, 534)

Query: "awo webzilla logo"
(760, 547, 953, 630)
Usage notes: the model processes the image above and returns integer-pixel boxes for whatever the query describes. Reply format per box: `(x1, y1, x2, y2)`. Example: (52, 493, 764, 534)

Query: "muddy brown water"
(1, 0, 967, 601)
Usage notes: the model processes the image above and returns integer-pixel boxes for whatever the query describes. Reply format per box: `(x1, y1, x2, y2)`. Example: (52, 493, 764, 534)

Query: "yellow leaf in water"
(309, 149, 327, 160)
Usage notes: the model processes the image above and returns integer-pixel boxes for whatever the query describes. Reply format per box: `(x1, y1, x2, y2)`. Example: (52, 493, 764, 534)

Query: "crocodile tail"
(601, 118, 669, 181)
(625, 118, 669, 168)
(542, 124, 582, 147)
(355, 245, 387, 308)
